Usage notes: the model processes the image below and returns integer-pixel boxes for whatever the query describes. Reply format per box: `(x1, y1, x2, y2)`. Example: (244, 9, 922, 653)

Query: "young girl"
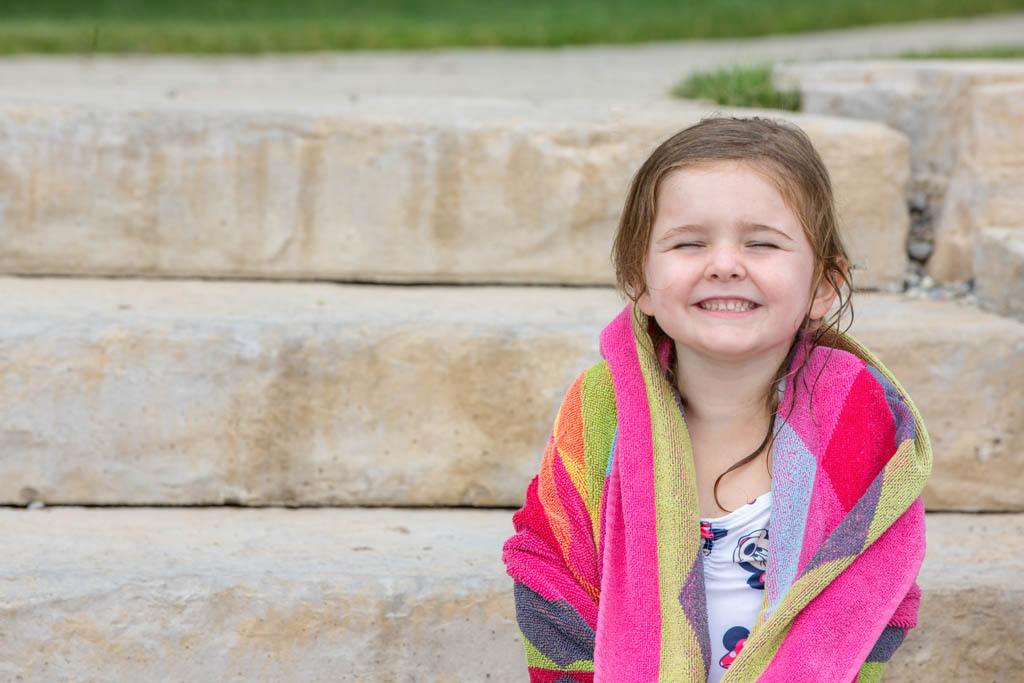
(502, 117, 931, 682)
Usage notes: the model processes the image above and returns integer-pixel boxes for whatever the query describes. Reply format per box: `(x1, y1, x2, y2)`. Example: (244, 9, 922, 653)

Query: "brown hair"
(612, 116, 853, 511)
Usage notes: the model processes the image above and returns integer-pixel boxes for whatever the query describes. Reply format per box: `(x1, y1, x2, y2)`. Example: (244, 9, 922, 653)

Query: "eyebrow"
(657, 222, 796, 242)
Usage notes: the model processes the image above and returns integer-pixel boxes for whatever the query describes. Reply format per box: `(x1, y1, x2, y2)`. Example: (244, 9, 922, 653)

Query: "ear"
(808, 273, 839, 321)
(637, 289, 654, 316)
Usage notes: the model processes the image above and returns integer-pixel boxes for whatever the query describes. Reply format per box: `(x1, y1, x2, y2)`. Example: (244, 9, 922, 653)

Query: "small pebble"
(27, 501, 45, 510)
(907, 239, 933, 262)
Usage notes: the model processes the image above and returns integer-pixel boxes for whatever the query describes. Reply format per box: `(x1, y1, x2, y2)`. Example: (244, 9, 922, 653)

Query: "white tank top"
(700, 492, 771, 683)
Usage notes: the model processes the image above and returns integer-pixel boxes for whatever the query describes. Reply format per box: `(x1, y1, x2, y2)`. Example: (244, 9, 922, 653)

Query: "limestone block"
(0, 277, 623, 507)
(2, 279, 1021, 510)
(931, 83, 1024, 281)
(0, 98, 908, 288)
(850, 296, 1024, 512)
(974, 227, 1024, 321)
(0, 507, 1020, 682)
(773, 60, 1024, 207)
(885, 513, 1024, 681)
(2, 278, 1024, 511)
(774, 61, 1024, 283)
(0, 507, 523, 682)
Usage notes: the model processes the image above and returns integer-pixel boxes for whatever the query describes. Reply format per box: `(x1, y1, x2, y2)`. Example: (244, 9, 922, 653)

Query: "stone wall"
(775, 60, 1024, 284)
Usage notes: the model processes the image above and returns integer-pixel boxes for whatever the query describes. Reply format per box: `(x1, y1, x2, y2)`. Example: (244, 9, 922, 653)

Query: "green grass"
(675, 46, 1024, 110)
(0, 1, 1023, 53)
(673, 66, 802, 111)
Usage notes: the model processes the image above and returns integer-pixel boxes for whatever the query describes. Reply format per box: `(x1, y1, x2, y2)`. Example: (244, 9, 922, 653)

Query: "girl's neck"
(674, 344, 789, 426)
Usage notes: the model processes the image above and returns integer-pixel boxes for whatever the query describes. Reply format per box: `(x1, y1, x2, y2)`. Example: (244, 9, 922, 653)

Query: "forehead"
(654, 161, 799, 227)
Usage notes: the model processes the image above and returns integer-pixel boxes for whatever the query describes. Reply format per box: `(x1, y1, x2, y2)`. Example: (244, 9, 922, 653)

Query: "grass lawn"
(0, 0, 1023, 53)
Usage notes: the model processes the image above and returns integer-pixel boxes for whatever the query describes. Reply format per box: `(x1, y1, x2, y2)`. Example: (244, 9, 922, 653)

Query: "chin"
(691, 339, 785, 363)
(703, 347, 762, 362)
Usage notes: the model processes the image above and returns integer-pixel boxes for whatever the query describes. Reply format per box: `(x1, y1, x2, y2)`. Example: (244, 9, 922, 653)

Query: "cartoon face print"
(719, 625, 749, 669)
(733, 528, 769, 568)
(733, 528, 769, 589)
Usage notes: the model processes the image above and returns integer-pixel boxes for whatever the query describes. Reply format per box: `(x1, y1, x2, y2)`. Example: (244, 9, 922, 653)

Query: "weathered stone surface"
(933, 83, 1024, 281)
(974, 227, 1024, 322)
(0, 507, 1019, 682)
(2, 279, 1020, 509)
(0, 98, 907, 288)
(886, 512, 1024, 682)
(774, 61, 1024, 282)
(850, 296, 1024, 511)
(0, 507, 523, 682)
(0, 278, 622, 507)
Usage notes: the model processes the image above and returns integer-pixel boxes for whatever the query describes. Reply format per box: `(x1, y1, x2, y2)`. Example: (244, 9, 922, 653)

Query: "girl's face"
(638, 161, 836, 365)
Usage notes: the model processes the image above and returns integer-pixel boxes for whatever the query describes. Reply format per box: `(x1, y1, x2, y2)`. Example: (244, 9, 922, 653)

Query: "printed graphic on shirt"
(719, 626, 749, 669)
(700, 521, 727, 556)
(733, 528, 769, 589)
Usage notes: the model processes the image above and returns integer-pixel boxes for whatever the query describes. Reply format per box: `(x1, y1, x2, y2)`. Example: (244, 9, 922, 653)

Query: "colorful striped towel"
(502, 304, 932, 682)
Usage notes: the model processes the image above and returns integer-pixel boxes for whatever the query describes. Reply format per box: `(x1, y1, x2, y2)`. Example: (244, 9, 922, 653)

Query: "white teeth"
(699, 299, 756, 312)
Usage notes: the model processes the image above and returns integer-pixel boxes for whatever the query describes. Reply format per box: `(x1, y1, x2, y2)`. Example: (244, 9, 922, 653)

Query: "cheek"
(768, 273, 814, 327)
(645, 253, 684, 291)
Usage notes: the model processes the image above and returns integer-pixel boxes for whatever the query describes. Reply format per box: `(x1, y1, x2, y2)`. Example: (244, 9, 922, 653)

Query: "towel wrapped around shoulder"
(502, 304, 932, 682)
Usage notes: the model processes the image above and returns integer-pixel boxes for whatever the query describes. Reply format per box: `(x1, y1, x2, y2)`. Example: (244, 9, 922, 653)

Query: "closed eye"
(672, 242, 704, 249)
(748, 242, 779, 249)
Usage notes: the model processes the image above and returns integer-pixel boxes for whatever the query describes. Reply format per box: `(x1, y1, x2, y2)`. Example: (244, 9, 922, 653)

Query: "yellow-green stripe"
(581, 361, 616, 546)
(631, 313, 706, 680)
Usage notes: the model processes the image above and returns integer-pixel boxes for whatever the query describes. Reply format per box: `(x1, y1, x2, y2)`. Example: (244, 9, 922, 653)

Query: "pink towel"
(503, 304, 931, 682)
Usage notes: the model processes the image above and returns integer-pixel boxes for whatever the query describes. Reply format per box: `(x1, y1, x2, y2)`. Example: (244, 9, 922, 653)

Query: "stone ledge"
(1, 278, 1020, 510)
(774, 60, 1024, 283)
(0, 278, 624, 508)
(0, 97, 907, 288)
(0, 506, 522, 682)
(974, 227, 1024, 322)
(0, 507, 1019, 682)
(850, 294, 1024, 511)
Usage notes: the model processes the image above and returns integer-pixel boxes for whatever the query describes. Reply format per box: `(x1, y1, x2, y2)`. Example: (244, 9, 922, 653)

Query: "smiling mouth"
(697, 298, 759, 312)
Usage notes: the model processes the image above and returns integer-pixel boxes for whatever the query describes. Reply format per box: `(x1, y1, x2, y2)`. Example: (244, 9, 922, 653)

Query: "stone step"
(0, 97, 908, 289)
(975, 227, 1024, 322)
(2, 277, 1021, 511)
(0, 507, 1018, 682)
(774, 60, 1024, 283)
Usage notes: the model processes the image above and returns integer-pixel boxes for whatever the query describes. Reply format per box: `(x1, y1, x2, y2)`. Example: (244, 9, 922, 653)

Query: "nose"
(704, 244, 746, 280)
